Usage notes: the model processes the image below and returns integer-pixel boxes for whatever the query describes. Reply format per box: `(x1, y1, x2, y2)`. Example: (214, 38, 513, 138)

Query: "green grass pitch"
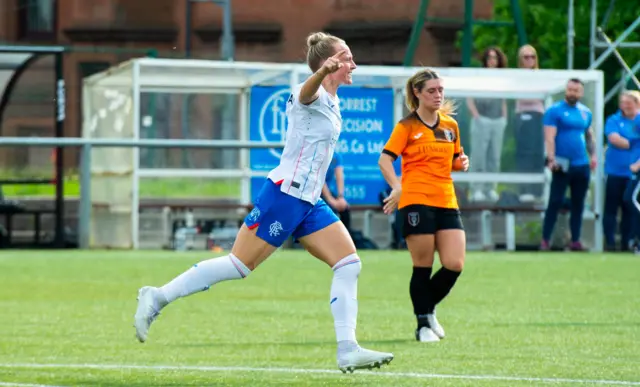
(0, 250, 639, 386)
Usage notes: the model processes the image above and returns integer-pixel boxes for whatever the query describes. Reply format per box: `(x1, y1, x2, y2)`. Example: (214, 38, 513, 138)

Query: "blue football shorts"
(244, 178, 340, 247)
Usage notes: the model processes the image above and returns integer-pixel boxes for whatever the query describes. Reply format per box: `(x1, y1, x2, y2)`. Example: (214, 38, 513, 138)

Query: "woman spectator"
(466, 46, 508, 202)
(514, 44, 546, 200)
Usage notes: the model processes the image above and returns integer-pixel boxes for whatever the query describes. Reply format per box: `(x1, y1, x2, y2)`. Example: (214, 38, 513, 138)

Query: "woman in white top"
(133, 32, 394, 374)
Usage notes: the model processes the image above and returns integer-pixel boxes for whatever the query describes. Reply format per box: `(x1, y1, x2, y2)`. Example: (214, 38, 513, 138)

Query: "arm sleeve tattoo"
(585, 128, 595, 156)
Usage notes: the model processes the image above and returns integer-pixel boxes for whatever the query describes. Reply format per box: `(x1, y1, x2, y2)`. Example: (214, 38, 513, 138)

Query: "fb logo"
(258, 88, 291, 159)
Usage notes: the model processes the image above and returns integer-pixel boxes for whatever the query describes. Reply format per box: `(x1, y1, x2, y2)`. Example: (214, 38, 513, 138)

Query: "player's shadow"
(175, 338, 411, 348)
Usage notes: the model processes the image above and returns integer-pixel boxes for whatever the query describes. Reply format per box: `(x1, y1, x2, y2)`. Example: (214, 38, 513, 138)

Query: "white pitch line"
(0, 382, 66, 387)
(1, 363, 639, 386)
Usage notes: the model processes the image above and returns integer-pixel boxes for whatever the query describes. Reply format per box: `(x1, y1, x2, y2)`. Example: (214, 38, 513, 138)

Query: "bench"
(348, 203, 597, 251)
(135, 200, 597, 252)
(0, 202, 57, 247)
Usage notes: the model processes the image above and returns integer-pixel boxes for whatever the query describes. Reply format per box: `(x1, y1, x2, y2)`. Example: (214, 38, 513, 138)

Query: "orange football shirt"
(382, 111, 461, 209)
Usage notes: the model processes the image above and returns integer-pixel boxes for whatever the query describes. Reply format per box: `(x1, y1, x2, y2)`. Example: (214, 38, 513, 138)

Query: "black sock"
(409, 266, 433, 327)
(430, 267, 462, 306)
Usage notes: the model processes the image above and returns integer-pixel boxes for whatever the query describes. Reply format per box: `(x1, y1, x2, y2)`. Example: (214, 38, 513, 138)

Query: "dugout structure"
(82, 58, 605, 250)
(0, 46, 66, 248)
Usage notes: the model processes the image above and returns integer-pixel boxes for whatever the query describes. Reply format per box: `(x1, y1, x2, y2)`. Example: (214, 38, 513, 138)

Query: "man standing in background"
(540, 78, 595, 251)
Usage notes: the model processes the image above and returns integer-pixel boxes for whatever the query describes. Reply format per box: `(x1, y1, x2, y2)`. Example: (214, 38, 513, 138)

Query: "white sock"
(330, 253, 361, 344)
(158, 253, 251, 305)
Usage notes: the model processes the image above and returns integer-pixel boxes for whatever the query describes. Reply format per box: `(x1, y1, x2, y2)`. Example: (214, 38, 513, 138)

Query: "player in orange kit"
(378, 68, 469, 343)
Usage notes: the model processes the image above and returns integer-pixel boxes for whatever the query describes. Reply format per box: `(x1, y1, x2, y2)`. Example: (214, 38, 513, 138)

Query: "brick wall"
(0, 0, 494, 168)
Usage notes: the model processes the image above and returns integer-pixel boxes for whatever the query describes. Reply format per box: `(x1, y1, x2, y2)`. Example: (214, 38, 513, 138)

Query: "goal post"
(82, 58, 605, 251)
(82, 60, 137, 249)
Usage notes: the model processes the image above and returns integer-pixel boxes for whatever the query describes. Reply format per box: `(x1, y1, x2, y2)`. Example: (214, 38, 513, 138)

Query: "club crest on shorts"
(408, 212, 420, 227)
(269, 220, 283, 237)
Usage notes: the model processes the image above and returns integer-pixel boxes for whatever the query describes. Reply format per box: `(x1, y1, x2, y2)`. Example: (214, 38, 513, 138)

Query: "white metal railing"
(0, 136, 602, 252)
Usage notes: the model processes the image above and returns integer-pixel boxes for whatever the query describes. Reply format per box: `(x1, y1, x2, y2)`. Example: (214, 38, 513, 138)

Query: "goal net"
(82, 58, 605, 251)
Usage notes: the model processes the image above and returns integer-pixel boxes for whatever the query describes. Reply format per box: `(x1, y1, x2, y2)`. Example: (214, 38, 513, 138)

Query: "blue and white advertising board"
(249, 85, 396, 205)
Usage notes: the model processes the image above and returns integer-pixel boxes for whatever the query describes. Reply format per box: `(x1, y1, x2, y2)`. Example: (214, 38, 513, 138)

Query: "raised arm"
(299, 50, 346, 105)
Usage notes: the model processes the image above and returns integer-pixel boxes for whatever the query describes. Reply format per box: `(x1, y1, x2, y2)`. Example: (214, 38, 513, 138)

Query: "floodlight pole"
(188, 0, 234, 61)
(403, 0, 527, 66)
(218, 0, 234, 61)
(589, 0, 597, 65)
(567, 0, 575, 69)
(185, 0, 236, 170)
(461, 0, 474, 67)
(54, 52, 65, 248)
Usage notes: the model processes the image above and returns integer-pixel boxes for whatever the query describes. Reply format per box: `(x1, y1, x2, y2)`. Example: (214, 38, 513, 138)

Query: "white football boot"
(415, 326, 440, 342)
(134, 286, 163, 343)
(427, 312, 445, 339)
(338, 347, 394, 373)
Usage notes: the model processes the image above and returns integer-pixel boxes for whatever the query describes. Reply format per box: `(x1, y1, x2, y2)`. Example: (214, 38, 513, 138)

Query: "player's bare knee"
(231, 225, 276, 271)
(441, 257, 464, 272)
(232, 253, 257, 272)
(300, 222, 356, 267)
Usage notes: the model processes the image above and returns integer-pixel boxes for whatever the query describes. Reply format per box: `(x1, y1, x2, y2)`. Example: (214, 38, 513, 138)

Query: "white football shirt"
(267, 83, 342, 204)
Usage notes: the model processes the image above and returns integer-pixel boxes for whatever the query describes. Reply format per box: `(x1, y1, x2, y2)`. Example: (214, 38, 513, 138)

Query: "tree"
(461, 0, 640, 116)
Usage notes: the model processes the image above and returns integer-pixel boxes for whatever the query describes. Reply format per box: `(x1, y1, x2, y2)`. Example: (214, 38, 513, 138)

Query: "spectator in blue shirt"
(322, 152, 351, 233)
(603, 91, 640, 251)
(540, 78, 595, 251)
(622, 91, 640, 251)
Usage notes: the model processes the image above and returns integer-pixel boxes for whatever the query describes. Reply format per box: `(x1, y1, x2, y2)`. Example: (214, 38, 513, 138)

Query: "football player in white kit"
(133, 32, 394, 373)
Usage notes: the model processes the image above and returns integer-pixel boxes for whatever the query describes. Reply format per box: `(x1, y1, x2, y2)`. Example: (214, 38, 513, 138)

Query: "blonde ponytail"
(305, 32, 344, 72)
(439, 99, 457, 116)
(404, 80, 419, 111)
